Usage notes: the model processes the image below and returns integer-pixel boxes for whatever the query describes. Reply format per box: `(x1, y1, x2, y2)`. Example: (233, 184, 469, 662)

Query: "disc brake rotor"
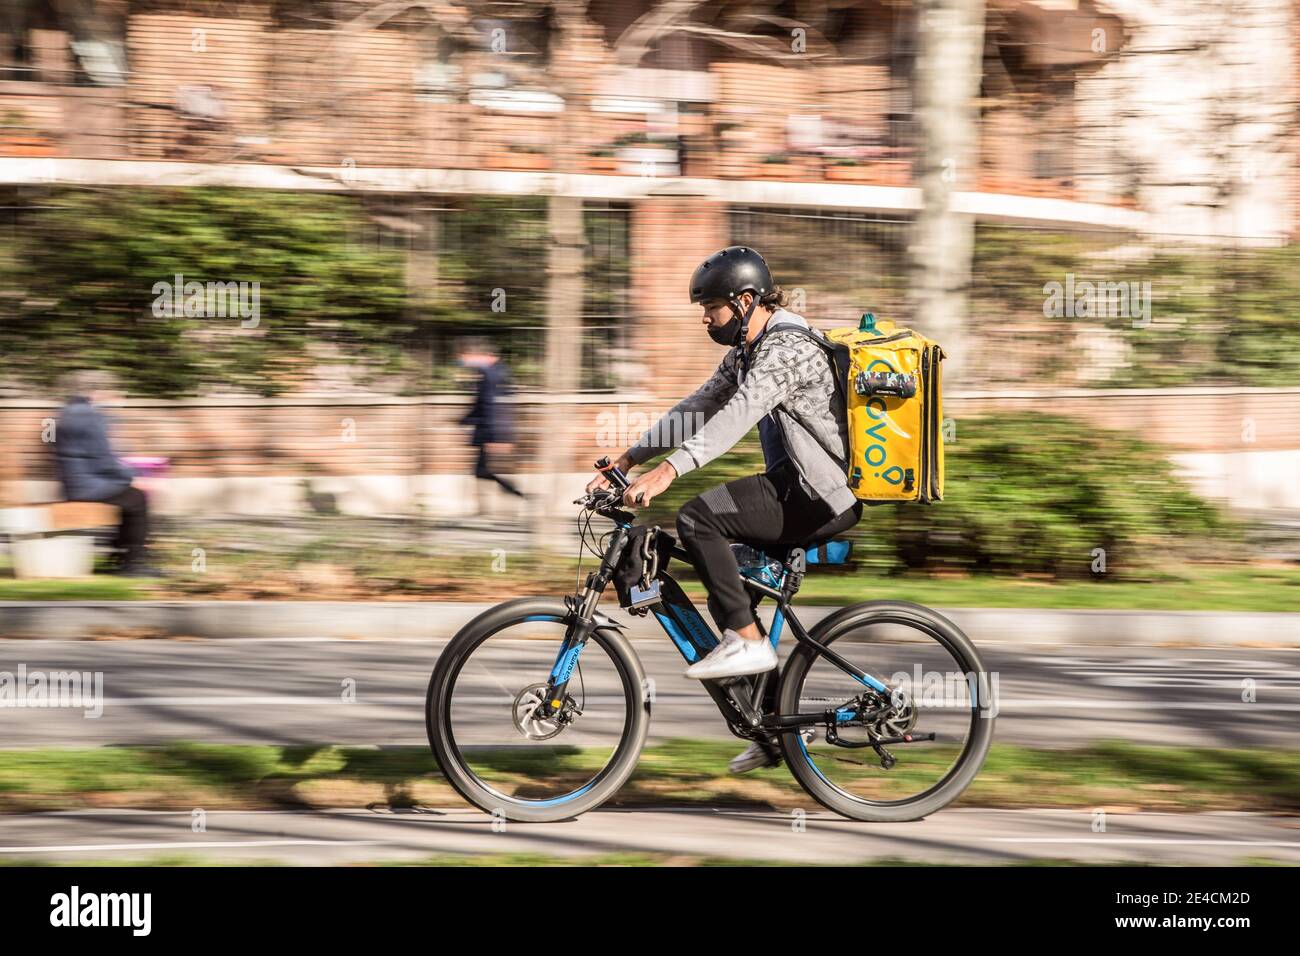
(871, 688, 919, 739)
(512, 683, 568, 741)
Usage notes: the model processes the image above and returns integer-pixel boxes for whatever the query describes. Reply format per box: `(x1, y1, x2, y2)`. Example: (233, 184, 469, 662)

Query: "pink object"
(122, 456, 169, 476)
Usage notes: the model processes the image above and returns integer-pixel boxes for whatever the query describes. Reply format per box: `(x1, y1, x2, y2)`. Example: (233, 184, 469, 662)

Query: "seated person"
(54, 371, 160, 577)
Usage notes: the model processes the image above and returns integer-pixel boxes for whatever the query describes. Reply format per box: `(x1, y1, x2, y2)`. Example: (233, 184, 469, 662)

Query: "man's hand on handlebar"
(622, 460, 677, 508)
(585, 452, 634, 495)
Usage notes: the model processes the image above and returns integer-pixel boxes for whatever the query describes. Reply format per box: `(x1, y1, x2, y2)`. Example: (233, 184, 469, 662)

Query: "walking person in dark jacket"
(54, 371, 160, 576)
(457, 338, 526, 516)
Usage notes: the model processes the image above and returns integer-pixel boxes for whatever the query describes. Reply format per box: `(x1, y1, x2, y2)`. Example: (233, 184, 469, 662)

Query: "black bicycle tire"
(777, 600, 995, 822)
(426, 597, 650, 823)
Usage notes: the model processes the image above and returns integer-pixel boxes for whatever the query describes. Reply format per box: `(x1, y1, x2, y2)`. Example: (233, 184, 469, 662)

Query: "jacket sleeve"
(625, 348, 741, 467)
(104, 419, 135, 483)
(663, 330, 813, 478)
(460, 371, 486, 427)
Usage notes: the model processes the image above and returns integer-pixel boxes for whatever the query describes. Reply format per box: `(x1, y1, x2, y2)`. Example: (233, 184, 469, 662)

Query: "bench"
(1, 502, 122, 578)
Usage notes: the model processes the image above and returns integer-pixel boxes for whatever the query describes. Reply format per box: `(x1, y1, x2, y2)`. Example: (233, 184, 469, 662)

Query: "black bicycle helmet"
(688, 246, 774, 350)
(688, 246, 773, 305)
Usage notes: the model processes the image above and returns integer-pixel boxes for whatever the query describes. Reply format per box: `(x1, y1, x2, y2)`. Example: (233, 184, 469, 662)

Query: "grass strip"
(0, 739, 1294, 815)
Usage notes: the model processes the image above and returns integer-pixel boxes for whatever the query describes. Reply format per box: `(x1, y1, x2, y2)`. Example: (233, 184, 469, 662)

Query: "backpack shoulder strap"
(764, 325, 850, 473)
(767, 325, 848, 403)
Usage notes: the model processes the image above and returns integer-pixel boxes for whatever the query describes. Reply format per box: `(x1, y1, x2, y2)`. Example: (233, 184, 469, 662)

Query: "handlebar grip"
(594, 457, 631, 492)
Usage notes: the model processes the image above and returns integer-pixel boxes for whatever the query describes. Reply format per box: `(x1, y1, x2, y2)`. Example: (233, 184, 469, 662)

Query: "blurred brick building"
(1, 0, 1296, 517)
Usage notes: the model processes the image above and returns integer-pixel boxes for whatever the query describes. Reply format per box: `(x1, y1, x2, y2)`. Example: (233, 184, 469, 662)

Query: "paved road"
(3, 637, 1298, 866)
(0, 806, 1295, 865)
(1, 639, 1297, 749)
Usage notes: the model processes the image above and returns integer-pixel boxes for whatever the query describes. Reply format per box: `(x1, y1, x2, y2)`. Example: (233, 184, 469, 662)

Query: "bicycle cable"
(573, 503, 606, 597)
(573, 507, 588, 598)
(582, 513, 604, 559)
(569, 499, 604, 710)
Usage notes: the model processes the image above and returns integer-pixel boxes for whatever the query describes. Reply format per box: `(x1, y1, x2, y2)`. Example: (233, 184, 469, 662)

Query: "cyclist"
(587, 246, 862, 771)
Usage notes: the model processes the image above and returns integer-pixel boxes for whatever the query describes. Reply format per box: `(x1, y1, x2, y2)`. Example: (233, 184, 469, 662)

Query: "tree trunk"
(531, 3, 588, 552)
(908, 0, 986, 386)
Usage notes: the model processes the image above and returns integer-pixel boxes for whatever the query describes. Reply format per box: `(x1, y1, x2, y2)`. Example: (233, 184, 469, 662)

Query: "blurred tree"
(0, 187, 627, 397)
(908, 0, 985, 384)
(0, 187, 409, 397)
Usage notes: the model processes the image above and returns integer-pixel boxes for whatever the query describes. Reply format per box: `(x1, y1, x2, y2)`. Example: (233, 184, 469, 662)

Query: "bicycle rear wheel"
(778, 601, 995, 822)
(426, 597, 650, 822)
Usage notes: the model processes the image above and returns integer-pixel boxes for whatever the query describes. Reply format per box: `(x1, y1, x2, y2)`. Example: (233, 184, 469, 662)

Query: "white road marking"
(8, 697, 1294, 709)
(982, 838, 1300, 847)
(0, 839, 380, 854)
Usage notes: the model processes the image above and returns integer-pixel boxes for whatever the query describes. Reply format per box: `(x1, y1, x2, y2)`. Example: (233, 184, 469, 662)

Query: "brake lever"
(574, 489, 616, 509)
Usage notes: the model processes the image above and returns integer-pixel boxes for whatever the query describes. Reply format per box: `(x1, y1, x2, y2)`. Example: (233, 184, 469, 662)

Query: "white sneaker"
(729, 729, 816, 774)
(729, 740, 781, 773)
(684, 629, 778, 680)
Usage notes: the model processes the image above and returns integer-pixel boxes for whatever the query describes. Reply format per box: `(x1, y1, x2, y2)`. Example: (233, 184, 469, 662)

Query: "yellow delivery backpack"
(785, 314, 945, 503)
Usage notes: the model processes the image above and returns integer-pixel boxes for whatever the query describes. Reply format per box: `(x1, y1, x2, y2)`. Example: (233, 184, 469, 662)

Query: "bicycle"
(426, 457, 995, 823)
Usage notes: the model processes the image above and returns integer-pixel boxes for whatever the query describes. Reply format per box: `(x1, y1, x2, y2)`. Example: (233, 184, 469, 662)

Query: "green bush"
(641, 412, 1234, 579)
(0, 187, 410, 397)
(880, 412, 1233, 578)
(0, 188, 629, 396)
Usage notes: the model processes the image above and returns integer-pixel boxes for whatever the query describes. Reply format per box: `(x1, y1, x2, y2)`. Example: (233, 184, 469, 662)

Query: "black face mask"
(707, 298, 758, 347)
(707, 315, 742, 346)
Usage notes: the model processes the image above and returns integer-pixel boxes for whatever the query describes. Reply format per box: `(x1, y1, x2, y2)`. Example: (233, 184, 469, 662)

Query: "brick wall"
(0, 397, 653, 487)
(127, 12, 271, 161)
(629, 197, 730, 398)
(4, 387, 1296, 502)
(0, 3, 1147, 209)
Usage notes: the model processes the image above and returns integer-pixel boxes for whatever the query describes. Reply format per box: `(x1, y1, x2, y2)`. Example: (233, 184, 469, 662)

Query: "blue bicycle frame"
(543, 509, 891, 741)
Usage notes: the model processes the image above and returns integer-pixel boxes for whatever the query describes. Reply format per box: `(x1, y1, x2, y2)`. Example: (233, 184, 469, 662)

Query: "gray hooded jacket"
(626, 308, 856, 516)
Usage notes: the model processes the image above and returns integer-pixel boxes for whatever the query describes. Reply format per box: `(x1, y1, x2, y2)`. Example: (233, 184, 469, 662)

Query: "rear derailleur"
(823, 689, 929, 770)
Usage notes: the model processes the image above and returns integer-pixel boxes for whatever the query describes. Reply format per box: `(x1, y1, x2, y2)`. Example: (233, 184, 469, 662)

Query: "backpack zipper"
(929, 345, 942, 501)
(919, 349, 931, 503)
(845, 329, 916, 347)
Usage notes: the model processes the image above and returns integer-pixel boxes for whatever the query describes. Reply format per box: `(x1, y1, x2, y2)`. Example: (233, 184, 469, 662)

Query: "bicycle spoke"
(793, 617, 982, 807)
(441, 620, 634, 806)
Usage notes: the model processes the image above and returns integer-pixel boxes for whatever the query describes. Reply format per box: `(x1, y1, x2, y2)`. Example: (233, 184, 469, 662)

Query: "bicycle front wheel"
(426, 597, 650, 822)
(778, 601, 995, 822)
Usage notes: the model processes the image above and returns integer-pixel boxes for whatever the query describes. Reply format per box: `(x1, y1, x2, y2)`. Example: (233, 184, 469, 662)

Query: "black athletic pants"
(675, 462, 862, 634)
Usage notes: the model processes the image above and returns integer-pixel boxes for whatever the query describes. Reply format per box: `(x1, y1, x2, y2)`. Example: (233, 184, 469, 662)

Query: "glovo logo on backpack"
(824, 317, 945, 504)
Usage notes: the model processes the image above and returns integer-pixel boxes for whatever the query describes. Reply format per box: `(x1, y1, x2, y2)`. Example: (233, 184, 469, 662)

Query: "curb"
(0, 601, 1296, 646)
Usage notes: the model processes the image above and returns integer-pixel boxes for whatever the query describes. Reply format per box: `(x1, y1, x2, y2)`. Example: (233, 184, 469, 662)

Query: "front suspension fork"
(541, 525, 633, 710)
